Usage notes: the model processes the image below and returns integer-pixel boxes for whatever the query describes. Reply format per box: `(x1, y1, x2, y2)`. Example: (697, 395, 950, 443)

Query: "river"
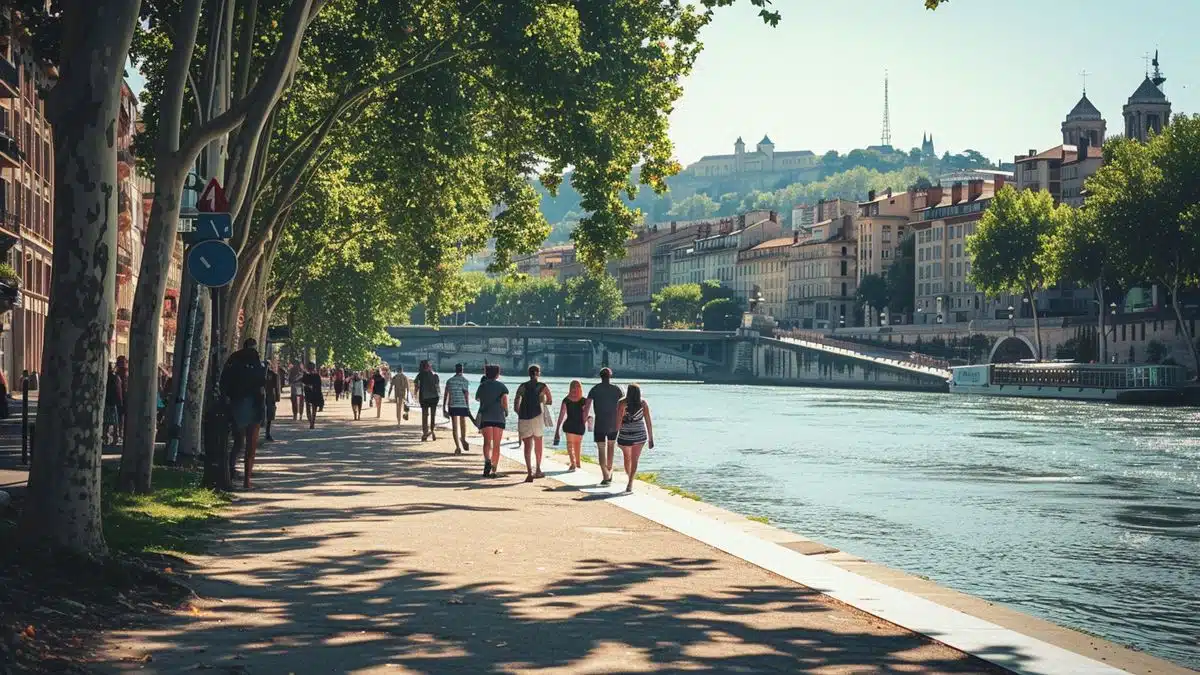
(482, 375, 1199, 669)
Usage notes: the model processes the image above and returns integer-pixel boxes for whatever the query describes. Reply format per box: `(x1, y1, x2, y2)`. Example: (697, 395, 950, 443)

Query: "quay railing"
(773, 329, 952, 378)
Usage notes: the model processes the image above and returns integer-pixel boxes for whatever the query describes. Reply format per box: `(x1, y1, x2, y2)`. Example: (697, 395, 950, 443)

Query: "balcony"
(0, 210, 19, 237)
(0, 56, 16, 98)
(0, 123, 21, 169)
(117, 307, 132, 322)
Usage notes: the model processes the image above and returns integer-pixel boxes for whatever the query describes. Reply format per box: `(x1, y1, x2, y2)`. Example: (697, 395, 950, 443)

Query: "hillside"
(535, 145, 999, 241)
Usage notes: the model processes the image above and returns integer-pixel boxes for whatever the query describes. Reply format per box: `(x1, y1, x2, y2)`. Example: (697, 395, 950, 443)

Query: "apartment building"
(786, 215, 857, 329)
(616, 228, 658, 327)
(668, 211, 780, 288)
(735, 236, 792, 318)
(910, 179, 1000, 324)
(855, 188, 911, 281)
(0, 14, 54, 384)
(791, 198, 856, 230)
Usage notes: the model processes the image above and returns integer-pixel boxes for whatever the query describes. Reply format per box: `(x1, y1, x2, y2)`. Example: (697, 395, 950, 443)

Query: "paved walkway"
(96, 397, 995, 674)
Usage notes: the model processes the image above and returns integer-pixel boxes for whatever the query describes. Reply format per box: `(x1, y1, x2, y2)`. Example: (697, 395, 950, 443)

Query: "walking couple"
(554, 368, 654, 493)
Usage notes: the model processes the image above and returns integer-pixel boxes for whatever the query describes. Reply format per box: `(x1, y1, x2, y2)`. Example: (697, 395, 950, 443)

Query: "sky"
(669, 0, 1198, 167)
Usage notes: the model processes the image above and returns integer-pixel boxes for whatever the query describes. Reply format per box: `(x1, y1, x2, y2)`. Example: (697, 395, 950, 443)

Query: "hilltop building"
(681, 136, 819, 196)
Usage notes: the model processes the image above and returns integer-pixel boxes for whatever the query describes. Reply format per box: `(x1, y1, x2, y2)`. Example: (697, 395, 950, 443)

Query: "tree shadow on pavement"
(96, 412, 1026, 674)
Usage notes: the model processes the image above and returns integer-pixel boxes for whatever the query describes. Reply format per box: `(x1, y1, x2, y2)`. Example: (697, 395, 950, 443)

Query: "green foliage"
(856, 273, 889, 312)
(492, 277, 567, 326)
(566, 273, 625, 326)
(967, 186, 1060, 298)
(1038, 205, 1116, 292)
(1085, 116, 1200, 372)
(701, 298, 742, 331)
(651, 283, 703, 328)
(668, 193, 720, 219)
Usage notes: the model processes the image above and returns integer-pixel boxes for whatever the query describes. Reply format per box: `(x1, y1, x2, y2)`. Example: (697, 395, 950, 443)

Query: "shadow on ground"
(98, 406, 1018, 674)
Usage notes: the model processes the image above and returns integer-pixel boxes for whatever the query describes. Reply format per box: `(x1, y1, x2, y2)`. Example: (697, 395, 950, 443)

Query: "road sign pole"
(166, 278, 201, 463)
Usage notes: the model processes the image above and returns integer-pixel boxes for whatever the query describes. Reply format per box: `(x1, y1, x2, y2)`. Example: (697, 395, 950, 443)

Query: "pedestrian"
(104, 362, 122, 446)
(263, 360, 282, 441)
(585, 368, 622, 486)
(288, 361, 305, 420)
(371, 368, 388, 419)
(349, 372, 365, 420)
(553, 379, 587, 471)
(513, 364, 552, 483)
(475, 364, 508, 478)
(443, 363, 472, 454)
(390, 366, 410, 424)
(220, 338, 267, 489)
(302, 361, 323, 429)
(414, 360, 441, 441)
(333, 366, 345, 401)
(114, 355, 129, 444)
(615, 383, 654, 494)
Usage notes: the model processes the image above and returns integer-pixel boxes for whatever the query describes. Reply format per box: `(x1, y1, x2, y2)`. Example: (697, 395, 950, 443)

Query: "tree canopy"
(651, 283, 703, 328)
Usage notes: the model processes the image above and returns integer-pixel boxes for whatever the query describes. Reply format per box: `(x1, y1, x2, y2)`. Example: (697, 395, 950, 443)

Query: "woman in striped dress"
(615, 383, 654, 494)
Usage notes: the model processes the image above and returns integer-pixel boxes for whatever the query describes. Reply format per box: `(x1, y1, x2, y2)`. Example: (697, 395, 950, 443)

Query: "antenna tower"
(881, 71, 892, 148)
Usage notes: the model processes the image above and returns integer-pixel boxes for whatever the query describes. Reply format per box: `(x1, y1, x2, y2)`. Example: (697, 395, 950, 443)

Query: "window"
(840, 260, 847, 276)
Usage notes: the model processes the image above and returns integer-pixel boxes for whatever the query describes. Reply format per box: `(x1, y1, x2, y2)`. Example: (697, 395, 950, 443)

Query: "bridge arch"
(989, 335, 1036, 363)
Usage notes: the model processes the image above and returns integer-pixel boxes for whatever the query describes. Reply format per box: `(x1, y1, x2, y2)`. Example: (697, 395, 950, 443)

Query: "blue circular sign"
(187, 240, 238, 288)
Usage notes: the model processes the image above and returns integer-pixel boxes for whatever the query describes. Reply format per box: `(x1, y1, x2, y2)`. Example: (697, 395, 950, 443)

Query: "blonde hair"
(569, 379, 583, 400)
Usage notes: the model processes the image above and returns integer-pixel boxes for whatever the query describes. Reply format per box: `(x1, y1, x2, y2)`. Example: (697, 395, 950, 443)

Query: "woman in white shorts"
(513, 365, 552, 483)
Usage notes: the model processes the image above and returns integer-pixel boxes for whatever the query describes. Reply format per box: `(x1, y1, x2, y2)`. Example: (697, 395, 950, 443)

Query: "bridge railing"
(774, 330, 952, 375)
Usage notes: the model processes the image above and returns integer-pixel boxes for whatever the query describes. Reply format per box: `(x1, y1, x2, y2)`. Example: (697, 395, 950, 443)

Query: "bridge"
(380, 325, 950, 392)
(384, 325, 735, 367)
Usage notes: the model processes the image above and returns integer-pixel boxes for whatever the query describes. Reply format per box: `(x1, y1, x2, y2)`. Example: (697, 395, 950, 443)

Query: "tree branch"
(233, 0, 258, 101)
(174, 0, 315, 171)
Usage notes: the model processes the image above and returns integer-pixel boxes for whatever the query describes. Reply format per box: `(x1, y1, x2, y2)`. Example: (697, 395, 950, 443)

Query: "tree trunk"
(1094, 281, 1108, 365)
(1025, 283, 1043, 361)
(1167, 277, 1200, 377)
(20, 1, 142, 555)
(181, 289, 211, 459)
(120, 0, 204, 493)
(120, 162, 190, 492)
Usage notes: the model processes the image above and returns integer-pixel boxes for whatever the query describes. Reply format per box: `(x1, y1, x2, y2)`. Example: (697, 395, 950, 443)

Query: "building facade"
(735, 236, 792, 319)
(786, 215, 857, 329)
(855, 189, 911, 281)
(791, 198, 856, 230)
(669, 211, 781, 288)
(113, 81, 142, 359)
(910, 179, 998, 324)
(0, 14, 53, 385)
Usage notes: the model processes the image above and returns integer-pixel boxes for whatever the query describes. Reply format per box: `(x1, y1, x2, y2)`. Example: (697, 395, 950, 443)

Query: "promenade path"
(96, 396, 996, 674)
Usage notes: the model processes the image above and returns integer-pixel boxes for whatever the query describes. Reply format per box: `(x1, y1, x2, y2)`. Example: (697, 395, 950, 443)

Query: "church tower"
(1062, 91, 1106, 148)
(1123, 51, 1171, 143)
(734, 136, 745, 172)
(921, 133, 936, 158)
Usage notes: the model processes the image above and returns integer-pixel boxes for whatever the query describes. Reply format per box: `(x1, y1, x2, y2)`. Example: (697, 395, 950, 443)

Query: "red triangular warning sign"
(197, 178, 229, 212)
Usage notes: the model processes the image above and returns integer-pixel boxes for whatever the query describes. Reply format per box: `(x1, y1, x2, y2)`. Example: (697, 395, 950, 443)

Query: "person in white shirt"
(442, 363, 473, 454)
(349, 373, 366, 420)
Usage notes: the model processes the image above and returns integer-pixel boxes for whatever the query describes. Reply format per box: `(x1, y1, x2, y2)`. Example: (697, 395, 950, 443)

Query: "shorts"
(351, 395, 363, 407)
(517, 417, 542, 440)
(593, 430, 618, 444)
(420, 398, 439, 411)
(480, 421, 505, 430)
(448, 406, 471, 418)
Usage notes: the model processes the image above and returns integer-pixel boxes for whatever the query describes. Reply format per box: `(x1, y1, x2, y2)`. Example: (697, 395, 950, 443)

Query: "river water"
(494, 376, 1200, 669)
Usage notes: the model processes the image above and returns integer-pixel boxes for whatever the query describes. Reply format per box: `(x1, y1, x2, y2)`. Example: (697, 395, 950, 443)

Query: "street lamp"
(1007, 304, 1015, 337)
(839, 314, 845, 329)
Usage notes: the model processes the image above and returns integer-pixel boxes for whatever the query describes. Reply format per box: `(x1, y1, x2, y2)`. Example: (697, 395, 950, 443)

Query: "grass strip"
(102, 465, 231, 556)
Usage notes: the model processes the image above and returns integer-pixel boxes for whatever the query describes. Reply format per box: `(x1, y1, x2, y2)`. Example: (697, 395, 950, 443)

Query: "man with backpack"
(221, 338, 267, 488)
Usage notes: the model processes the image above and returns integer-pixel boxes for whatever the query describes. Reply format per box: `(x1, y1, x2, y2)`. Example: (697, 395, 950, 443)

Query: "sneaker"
(483, 460, 492, 477)
(600, 477, 612, 486)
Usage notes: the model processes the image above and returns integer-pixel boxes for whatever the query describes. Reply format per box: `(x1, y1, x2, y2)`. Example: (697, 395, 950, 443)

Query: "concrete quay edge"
(486, 437, 1193, 675)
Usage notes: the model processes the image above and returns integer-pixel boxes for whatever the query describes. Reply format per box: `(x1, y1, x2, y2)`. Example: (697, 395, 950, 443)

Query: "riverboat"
(948, 362, 1189, 403)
